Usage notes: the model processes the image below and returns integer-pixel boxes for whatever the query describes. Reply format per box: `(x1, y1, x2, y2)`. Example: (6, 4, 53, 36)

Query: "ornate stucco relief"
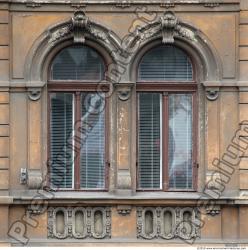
(47, 207, 111, 239)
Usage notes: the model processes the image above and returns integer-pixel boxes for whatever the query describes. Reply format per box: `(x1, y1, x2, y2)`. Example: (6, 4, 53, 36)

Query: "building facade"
(0, 0, 248, 246)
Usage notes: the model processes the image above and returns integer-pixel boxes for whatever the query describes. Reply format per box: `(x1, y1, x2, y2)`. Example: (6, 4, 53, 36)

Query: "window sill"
(12, 189, 203, 202)
(8, 189, 245, 205)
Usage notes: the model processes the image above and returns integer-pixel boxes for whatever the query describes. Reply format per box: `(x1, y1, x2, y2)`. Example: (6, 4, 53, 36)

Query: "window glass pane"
(138, 93, 161, 189)
(50, 93, 73, 188)
(168, 94, 193, 189)
(80, 93, 105, 189)
(51, 45, 105, 81)
(138, 46, 193, 81)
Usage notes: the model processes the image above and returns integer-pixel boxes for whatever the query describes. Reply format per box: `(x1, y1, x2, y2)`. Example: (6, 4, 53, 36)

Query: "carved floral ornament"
(125, 11, 196, 51)
(48, 11, 196, 51)
(48, 11, 112, 46)
(159, 11, 195, 43)
(47, 207, 111, 239)
(137, 207, 201, 240)
(26, 11, 221, 98)
(24, 0, 221, 9)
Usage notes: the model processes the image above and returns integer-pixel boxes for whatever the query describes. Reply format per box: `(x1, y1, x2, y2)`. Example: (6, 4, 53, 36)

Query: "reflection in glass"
(80, 93, 105, 189)
(51, 45, 105, 81)
(168, 94, 193, 189)
(139, 46, 193, 81)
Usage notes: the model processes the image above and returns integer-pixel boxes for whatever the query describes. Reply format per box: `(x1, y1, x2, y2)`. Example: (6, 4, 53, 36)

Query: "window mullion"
(74, 92, 81, 189)
(192, 92, 198, 190)
(162, 92, 169, 191)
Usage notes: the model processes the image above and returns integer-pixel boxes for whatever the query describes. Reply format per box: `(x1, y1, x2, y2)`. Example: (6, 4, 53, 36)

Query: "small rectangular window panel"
(168, 94, 193, 189)
(80, 93, 105, 189)
(138, 93, 161, 189)
(50, 93, 73, 188)
(138, 92, 193, 190)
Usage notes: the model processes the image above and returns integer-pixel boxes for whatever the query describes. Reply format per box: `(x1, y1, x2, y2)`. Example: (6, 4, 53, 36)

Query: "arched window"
(137, 45, 197, 191)
(48, 45, 108, 190)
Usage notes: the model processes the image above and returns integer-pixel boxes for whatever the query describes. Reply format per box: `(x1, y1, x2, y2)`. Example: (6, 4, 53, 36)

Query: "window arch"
(137, 45, 197, 191)
(48, 45, 108, 190)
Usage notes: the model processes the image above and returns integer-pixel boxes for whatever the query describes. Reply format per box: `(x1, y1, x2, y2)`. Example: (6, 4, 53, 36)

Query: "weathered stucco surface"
(0, 0, 248, 246)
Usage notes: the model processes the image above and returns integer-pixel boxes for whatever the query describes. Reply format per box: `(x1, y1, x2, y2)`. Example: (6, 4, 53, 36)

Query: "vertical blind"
(138, 93, 161, 189)
(51, 45, 105, 81)
(138, 46, 193, 81)
(50, 93, 73, 188)
(80, 93, 105, 189)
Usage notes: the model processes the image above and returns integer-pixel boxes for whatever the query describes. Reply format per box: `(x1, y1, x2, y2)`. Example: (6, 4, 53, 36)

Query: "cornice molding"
(25, 0, 42, 8)
(2, 0, 239, 4)
(115, 0, 131, 8)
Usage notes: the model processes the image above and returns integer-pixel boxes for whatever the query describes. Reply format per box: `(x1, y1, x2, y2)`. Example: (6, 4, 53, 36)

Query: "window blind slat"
(138, 93, 161, 189)
(50, 93, 73, 189)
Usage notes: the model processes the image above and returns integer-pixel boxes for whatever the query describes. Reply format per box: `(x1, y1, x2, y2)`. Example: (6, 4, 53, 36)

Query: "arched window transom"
(51, 45, 105, 81)
(138, 45, 193, 81)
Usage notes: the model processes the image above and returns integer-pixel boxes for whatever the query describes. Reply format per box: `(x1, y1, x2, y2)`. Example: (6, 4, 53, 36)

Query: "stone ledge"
(0, 0, 240, 4)
(0, 196, 13, 204)
(8, 190, 247, 205)
(8, 238, 248, 246)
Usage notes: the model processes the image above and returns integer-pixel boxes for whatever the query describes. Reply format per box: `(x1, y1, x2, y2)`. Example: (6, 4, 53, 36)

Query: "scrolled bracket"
(206, 205, 221, 216)
(28, 87, 42, 101)
(206, 87, 219, 101)
(158, 11, 195, 44)
(117, 205, 132, 216)
(27, 204, 44, 215)
(20, 168, 43, 189)
(27, 169, 43, 189)
(116, 83, 134, 101)
(160, 11, 179, 44)
(20, 168, 28, 185)
(202, 0, 220, 8)
(160, 0, 176, 8)
(26, 0, 42, 8)
(71, 3, 87, 9)
(72, 11, 90, 43)
(115, 0, 131, 8)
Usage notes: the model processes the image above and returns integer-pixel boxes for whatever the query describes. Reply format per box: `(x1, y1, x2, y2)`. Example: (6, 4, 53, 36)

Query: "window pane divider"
(192, 91, 198, 191)
(74, 92, 81, 190)
(162, 94, 169, 191)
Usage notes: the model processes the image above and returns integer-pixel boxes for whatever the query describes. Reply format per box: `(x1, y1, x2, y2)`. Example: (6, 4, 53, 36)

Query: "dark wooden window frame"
(136, 82, 198, 192)
(47, 82, 110, 191)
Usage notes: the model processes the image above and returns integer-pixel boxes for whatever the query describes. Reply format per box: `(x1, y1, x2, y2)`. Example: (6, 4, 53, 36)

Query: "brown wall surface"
(0, 0, 248, 246)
